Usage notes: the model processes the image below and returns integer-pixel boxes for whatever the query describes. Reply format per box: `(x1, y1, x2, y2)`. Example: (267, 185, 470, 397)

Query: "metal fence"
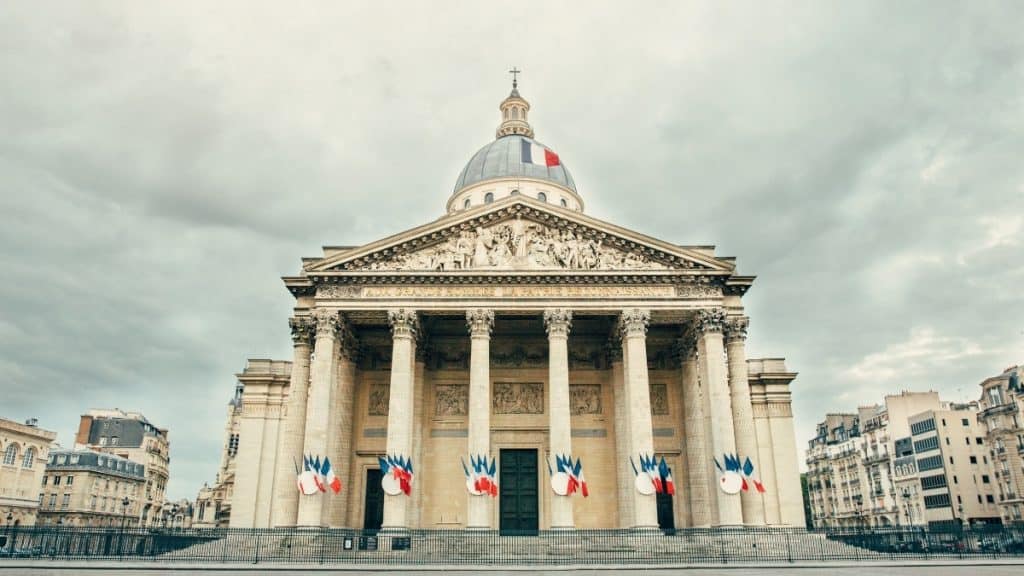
(0, 525, 1022, 565)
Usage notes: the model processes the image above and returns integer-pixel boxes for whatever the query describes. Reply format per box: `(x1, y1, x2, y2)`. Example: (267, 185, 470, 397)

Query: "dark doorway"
(363, 469, 384, 532)
(656, 491, 675, 534)
(499, 449, 539, 534)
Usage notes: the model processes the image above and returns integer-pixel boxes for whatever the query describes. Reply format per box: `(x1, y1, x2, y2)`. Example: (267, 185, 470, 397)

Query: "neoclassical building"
(230, 83, 803, 532)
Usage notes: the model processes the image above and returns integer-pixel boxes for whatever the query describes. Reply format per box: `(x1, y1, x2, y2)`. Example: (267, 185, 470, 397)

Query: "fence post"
(253, 530, 261, 565)
(785, 530, 793, 563)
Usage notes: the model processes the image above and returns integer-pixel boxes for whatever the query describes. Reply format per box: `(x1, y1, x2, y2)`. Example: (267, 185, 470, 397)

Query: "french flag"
(521, 140, 560, 167)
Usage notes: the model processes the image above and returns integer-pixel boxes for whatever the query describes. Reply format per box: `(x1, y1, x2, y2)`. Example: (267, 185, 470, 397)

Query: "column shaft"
(697, 308, 743, 526)
(409, 351, 427, 529)
(544, 309, 574, 530)
(297, 309, 340, 527)
(466, 309, 494, 529)
(270, 317, 313, 527)
(726, 317, 766, 525)
(680, 331, 712, 527)
(619, 309, 658, 529)
(609, 344, 634, 528)
(324, 334, 357, 528)
(382, 309, 417, 531)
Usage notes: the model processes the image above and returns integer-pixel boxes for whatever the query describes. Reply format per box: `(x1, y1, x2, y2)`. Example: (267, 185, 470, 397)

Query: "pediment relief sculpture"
(359, 219, 670, 272)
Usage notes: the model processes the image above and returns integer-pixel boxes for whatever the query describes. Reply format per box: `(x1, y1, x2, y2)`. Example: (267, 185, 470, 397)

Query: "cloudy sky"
(1, 1, 1021, 500)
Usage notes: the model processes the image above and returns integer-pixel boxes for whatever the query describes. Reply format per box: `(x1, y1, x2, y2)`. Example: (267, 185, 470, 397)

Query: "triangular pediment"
(307, 197, 734, 274)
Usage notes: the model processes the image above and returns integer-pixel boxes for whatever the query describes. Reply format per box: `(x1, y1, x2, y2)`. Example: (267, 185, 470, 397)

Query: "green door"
(499, 449, 539, 534)
(363, 469, 384, 532)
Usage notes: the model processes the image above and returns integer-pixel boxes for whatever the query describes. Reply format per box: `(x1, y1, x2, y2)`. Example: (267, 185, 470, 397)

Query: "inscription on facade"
(368, 383, 390, 416)
(650, 383, 669, 415)
(493, 382, 544, 414)
(434, 384, 468, 417)
(569, 384, 602, 415)
(356, 285, 677, 299)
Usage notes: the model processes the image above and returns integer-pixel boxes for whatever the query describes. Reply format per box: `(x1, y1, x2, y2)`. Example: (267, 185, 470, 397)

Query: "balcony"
(981, 402, 1019, 419)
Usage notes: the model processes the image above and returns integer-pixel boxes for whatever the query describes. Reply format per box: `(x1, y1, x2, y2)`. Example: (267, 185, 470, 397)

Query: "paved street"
(2, 561, 1024, 575)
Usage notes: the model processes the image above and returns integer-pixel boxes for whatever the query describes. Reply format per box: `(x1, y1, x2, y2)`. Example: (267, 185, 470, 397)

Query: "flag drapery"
(714, 453, 765, 494)
(630, 453, 675, 496)
(379, 454, 414, 496)
(462, 454, 498, 497)
(296, 454, 343, 495)
(549, 454, 587, 497)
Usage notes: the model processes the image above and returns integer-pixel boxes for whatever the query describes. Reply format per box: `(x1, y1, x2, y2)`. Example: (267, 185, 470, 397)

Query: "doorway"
(656, 491, 675, 534)
(499, 449, 539, 534)
(363, 468, 384, 532)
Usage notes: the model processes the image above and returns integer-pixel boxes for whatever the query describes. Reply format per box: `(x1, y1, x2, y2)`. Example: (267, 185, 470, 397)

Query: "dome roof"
(453, 134, 576, 194)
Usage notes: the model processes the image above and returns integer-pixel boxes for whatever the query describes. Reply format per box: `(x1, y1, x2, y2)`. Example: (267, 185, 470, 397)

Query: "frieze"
(493, 382, 544, 414)
(650, 383, 669, 415)
(492, 343, 546, 368)
(368, 383, 390, 416)
(347, 285, 678, 299)
(569, 384, 602, 415)
(434, 384, 468, 417)
(675, 284, 723, 298)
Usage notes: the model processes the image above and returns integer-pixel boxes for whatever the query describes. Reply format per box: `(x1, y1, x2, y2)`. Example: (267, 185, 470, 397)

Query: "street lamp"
(119, 497, 130, 558)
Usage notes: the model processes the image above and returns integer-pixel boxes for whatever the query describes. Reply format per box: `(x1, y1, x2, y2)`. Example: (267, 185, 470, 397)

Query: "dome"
(452, 134, 577, 194)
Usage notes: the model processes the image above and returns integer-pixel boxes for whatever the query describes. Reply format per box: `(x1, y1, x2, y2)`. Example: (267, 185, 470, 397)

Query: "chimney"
(25, 418, 38, 427)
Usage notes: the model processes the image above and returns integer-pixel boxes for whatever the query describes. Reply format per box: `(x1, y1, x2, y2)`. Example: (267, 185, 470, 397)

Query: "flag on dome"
(521, 139, 560, 167)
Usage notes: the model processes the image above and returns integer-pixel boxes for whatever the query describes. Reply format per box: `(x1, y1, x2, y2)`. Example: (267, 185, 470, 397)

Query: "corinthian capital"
(288, 316, 314, 346)
(724, 316, 750, 343)
(696, 307, 727, 335)
(466, 308, 495, 338)
(617, 308, 650, 339)
(543, 308, 572, 338)
(387, 308, 419, 339)
(311, 308, 340, 339)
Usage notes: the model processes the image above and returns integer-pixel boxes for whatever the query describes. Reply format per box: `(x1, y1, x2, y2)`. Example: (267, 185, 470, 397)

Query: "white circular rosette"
(634, 472, 656, 495)
(381, 473, 403, 496)
(466, 478, 484, 496)
(719, 471, 743, 495)
(550, 471, 571, 496)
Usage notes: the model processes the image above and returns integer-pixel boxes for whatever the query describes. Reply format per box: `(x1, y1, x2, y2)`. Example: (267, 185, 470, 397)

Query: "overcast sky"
(1, 1, 1021, 500)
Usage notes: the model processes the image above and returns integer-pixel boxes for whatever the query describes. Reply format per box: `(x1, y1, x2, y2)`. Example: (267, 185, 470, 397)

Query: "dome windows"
(484, 192, 494, 204)
(560, 198, 568, 208)
(538, 192, 547, 202)
(463, 198, 471, 210)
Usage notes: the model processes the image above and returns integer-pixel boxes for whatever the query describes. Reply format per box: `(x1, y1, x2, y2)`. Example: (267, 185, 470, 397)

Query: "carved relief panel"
(368, 383, 390, 416)
(649, 383, 669, 416)
(434, 384, 468, 417)
(493, 382, 544, 414)
(569, 384, 602, 415)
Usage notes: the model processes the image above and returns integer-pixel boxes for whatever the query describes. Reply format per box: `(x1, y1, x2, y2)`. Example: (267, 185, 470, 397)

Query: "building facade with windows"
(227, 84, 805, 531)
(977, 365, 1024, 525)
(37, 449, 146, 527)
(74, 409, 169, 526)
(0, 417, 56, 526)
(193, 382, 245, 528)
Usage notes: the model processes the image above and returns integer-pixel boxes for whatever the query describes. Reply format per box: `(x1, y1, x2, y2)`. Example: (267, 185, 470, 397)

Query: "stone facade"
(977, 365, 1024, 525)
(228, 86, 804, 530)
(0, 418, 56, 527)
(75, 409, 169, 526)
(37, 449, 146, 527)
(193, 383, 244, 528)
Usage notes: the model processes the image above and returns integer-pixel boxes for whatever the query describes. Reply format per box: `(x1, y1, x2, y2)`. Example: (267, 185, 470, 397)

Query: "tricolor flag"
(521, 139, 560, 167)
(322, 457, 342, 494)
(297, 455, 321, 495)
(658, 456, 675, 496)
(574, 457, 589, 498)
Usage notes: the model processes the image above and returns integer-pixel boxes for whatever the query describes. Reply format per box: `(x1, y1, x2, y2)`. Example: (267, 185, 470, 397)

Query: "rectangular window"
(914, 436, 940, 453)
(976, 437, 984, 445)
(911, 419, 937, 436)
(48, 494, 56, 507)
(983, 475, 991, 483)
(924, 493, 952, 509)
(970, 456, 978, 464)
(918, 455, 944, 472)
(41, 476, 47, 486)
(962, 418, 969, 426)
(921, 474, 948, 490)
(987, 494, 995, 503)
(61, 494, 70, 509)
(54, 476, 61, 486)
(66, 475, 73, 485)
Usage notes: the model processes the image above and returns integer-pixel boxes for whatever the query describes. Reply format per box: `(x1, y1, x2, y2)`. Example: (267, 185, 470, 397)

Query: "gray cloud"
(1, 1, 1022, 498)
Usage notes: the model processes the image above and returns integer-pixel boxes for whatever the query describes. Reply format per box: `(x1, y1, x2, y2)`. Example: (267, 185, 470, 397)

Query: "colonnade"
(269, 307, 766, 530)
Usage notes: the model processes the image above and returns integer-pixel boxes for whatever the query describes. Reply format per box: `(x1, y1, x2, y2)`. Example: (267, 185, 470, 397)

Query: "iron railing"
(0, 525, 1022, 565)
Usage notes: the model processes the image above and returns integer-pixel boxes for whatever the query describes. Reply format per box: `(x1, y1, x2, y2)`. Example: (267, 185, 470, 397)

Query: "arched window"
(22, 447, 35, 469)
(510, 189, 520, 196)
(560, 198, 568, 207)
(537, 192, 547, 202)
(463, 198, 471, 209)
(3, 443, 18, 466)
(511, 108, 519, 120)
(484, 192, 494, 204)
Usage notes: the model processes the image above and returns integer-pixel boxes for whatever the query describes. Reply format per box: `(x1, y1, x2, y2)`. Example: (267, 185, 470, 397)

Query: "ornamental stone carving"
(364, 219, 668, 272)
(434, 384, 468, 417)
(725, 316, 750, 343)
(316, 285, 361, 299)
(288, 316, 314, 346)
(696, 307, 727, 335)
(311, 308, 340, 339)
(650, 383, 669, 415)
(569, 384, 602, 415)
(674, 284, 724, 298)
(387, 308, 419, 339)
(368, 383, 390, 416)
(676, 325, 698, 361)
(466, 308, 495, 337)
(618, 308, 650, 339)
(543, 309, 573, 338)
(493, 382, 544, 414)
(491, 343, 546, 368)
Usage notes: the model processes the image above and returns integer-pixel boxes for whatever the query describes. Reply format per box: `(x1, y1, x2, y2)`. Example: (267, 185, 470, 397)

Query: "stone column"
(324, 319, 357, 527)
(408, 341, 428, 529)
(466, 308, 495, 529)
(618, 309, 659, 530)
(270, 316, 313, 527)
(297, 309, 339, 527)
(679, 327, 712, 527)
(608, 335, 634, 528)
(382, 308, 418, 532)
(696, 308, 743, 526)
(725, 316, 766, 526)
(543, 308, 574, 530)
